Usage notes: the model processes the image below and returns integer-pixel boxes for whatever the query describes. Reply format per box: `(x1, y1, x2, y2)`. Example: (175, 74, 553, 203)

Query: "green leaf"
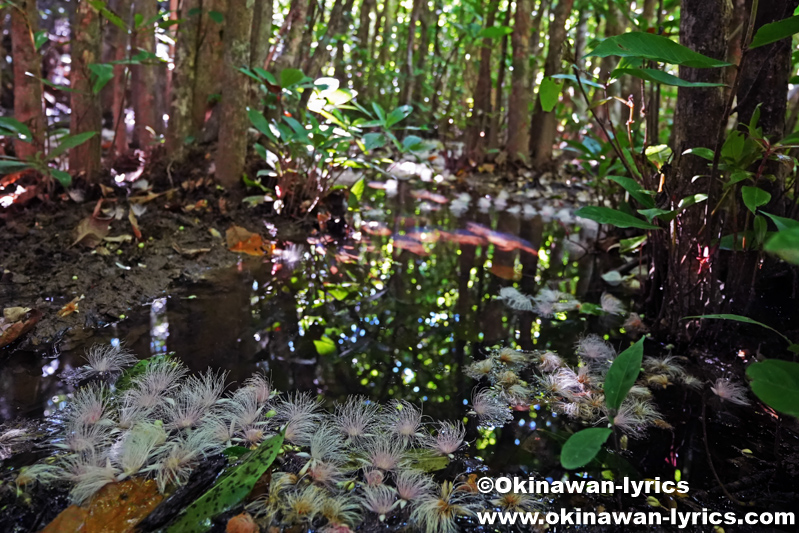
(741, 186, 771, 214)
(279, 68, 305, 88)
(750, 15, 799, 49)
(0, 159, 32, 173)
(604, 338, 645, 412)
(313, 335, 337, 356)
(349, 178, 365, 207)
(638, 208, 676, 222)
(90, 0, 129, 31)
(49, 132, 98, 160)
(683, 147, 715, 160)
(385, 105, 413, 128)
(208, 10, 224, 23)
(404, 449, 450, 472)
(401, 135, 424, 152)
(551, 73, 605, 89)
(165, 432, 284, 533)
(619, 235, 647, 253)
(587, 32, 733, 68)
(747, 360, 799, 418)
(721, 131, 745, 161)
(761, 212, 799, 232)
(477, 25, 513, 39)
(754, 214, 768, 246)
(371, 102, 386, 122)
(89, 63, 115, 94)
(538, 77, 561, 113)
(574, 206, 660, 230)
(578, 302, 605, 315)
(612, 67, 726, 87)
(678, 193, 708, 209)
(682, 314, 790, 344)
(363, 132, 386, 151)
(607, 175, 655, 208)
(248, 108, 277, 142)
(0, 117, 34, 142)
(34, 30, 48, 51)
(50, 169, 72, 188)
(765, 227, 799, 266)
(560, 428, 613, 469)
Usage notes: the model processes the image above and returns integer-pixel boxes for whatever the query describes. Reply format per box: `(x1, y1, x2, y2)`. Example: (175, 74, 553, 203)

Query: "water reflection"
(1, 181, 603, 475)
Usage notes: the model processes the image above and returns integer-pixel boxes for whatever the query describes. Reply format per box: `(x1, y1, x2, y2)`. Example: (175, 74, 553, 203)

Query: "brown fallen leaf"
(128, 208, 142, 240)
(0, 309, 42, 348)
(226, 225, 265, 256)
(73, 215, 111, 248)
(57, 295, 84, 318)
(172, 243, 212, 256)
(41, 478, 163, 533)
(3, 307, 31, 322)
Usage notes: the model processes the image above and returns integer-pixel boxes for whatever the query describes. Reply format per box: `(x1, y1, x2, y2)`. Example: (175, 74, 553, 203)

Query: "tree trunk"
(167, 0, 201, 158)
(656, 0, 730, 335)
(528, 0, 574, 168)
(487, 5, 511, 151)
(216, 0, 253, 189)
(353, 0, 376, 94)
(132, 0, 159, 149)
(69, 0, 103, 179)
(273, 0, 309, 73)
(506, 0, 532, 164)
(464, 0, 499, 161)
(306, 0, 355, 80)
(10, 0, 45, 159)
(110, 0, 133, 157)
(193, 0, 227, 135)
(398, 0, 425, 107)
(251, 0, 274, 72)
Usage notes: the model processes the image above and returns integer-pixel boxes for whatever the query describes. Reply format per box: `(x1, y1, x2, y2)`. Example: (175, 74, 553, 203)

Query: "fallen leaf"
(41, 478, 164, 533)
(173, 243, 212, 256)
(104, 234, 133, 243)
(128, 209, 142, 240)
(0, 309, 42, 348)
(226, 225, 265, 256)
(3, 307, 31, 322)
(209, 228, 222, 239)
(57, 296, 84, 318)
(73, 216, 111, 248)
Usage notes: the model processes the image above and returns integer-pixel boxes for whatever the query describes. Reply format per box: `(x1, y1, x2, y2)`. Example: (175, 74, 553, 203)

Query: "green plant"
(0, 117, 97, 188)
(560, 337, 645, 470)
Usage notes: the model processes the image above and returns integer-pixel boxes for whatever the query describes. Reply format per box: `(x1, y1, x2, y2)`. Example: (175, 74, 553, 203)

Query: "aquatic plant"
(468, 388, 513, 428)
(426, 421, 465, 456)
(378, 399, 425, 445)
(395, 469, 436, 507)
(360, 484, 398, 521)
(333, 395, 379, 442)
(67, 344, 138, 382)
(411, 481, 478, 533)
(273, 391, 324, 446)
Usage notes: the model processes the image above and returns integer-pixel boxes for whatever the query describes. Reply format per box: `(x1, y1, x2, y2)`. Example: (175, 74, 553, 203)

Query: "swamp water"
(1, 179, 792, 532)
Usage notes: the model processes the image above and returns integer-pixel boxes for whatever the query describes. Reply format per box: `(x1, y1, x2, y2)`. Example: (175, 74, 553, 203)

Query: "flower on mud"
(359, 436, 408, 472)
(395, 469, 436, 507)
(710, 378, 751, 406)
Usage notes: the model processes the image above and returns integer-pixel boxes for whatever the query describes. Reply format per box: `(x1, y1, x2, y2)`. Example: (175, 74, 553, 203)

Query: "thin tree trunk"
(464, 0, 499, 161)
(167, 0, 200, 157)
(193, 0, 227, 135)
(398, 0, 425, 107)
(216, 0, 253, 189)
(353, 0, 376, 94)
(487, 5, 511, 151)
(110, 0, 132, 156)
(273, 0, 309, 73)
(251, 0, 274, 71)
(506, 0, 533, 164)
(69, 0, 103, 179)
(529, 0, 574, 168)
(132, 0, 159, 149)
(10, 0, 45, 159)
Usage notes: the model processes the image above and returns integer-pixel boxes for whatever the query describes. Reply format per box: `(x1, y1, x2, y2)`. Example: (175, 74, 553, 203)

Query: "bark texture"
(10, 0, 45, 159)
(216, 0, 253, 188)
(168, 0, 201, 157)
(110, 0, 133, 156)
(506, 0, 532, 163)
(132, 0, 160, 149)
(529, 0, 574, 167)
(69, 0, 103, 178)
(464, 0, 499, 161)
(273, 0, 309, 73)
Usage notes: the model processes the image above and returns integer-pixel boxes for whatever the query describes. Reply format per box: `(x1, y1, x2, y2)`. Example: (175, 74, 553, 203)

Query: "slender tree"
(216, 0, 253, 188)
(69, 0, 102, 178)
(10, 0, 45, 159)
(506, 0, 533, 164)
(464, 0, 499, 161)
(167, 0, 201, 158)
(132, 0, 160, 149)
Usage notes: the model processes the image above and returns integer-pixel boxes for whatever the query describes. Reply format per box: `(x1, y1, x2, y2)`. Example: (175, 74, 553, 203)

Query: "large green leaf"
(604, 338, 645, 412)
(587, 32, 732, 68)
(538, 77, 561, 112)
(747, 360, 799, 418)
(683, 314, 790, 344)
(612, 67, 725, 87)
(607, 175, 655, 208)
(279, 68, 305, 88)
(560, 428, 613, 469)
(765, 227, 799, 266)
(574, 206, 660, 230)
(48, 131, 98, 160)
(741, 186, 771, 214)
(761, 212, 799, 232)
(477, 25, 513, 39)
(248, 108, 277, 142)
(385, 105, 413, 128)
(165, 432, 284, 533)
(89, 63, 115, 94)
(0, 117, 34, 142)
(750, 15, 799, 49)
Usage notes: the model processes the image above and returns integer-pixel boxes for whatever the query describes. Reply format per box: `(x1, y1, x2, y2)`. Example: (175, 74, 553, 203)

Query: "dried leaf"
(73, 216, 111, 248)
(128, 209, 142, 240)
(104, 234, 134, 243)
(0, 309, 42, 348)
(173, 243, 212, 256)
(3, 307, 31, 322)
(42, 478, 164, 533)
(226, 225, 265, 256)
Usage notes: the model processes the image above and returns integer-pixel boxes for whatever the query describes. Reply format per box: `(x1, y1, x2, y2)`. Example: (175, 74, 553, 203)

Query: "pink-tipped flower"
(359, 437, 408, 472)
(274, 391, 323, 446)
(468, 389, 512, 428)
(537, 351, 563, 372)
(710, 378, 751, 406)
(600, 292, 626, 316)
(395, 469, 435, 506)
(334, 396, 379, 442)
(69, 344, 138, 382)
(575, 334, 615, 362)
(410, 481, 479, 533)
(464, 358, 495, 381)
(65, 382, 113, 427)
(360, 484, 398, 521)
(426, 421, 465, 456)
(379, 400, 425, 445)
(241, 371, 274, 405)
